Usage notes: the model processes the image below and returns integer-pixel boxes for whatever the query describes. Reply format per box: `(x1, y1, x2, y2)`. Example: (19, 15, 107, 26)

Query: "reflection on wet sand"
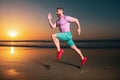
(4, 69, 20, 79)
(10, 47, 15, 55)
(0, 47, 120, 80)
(0, 47, 50, 80)
(4, 69, 19, 76)
(0, 68, 21, 80)
(0, 47, 22, 80)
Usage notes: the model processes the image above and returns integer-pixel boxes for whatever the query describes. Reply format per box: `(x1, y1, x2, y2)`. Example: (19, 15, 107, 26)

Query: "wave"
(0, 39, 120, 49)
(0, 39, 120, 42)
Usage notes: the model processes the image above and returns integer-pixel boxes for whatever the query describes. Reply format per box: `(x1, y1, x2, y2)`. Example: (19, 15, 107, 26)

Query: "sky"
(0, 0, 120, 40)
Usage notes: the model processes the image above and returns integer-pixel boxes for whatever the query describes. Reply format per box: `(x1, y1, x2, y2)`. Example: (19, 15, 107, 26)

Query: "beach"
(1, 0, 120, 79)
(0, 46, 120, 80)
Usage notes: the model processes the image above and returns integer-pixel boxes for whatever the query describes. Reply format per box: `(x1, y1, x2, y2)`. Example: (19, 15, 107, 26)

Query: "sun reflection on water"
(1, 47, 22, 63)
(10, 47, 15, 54)
(0, 47, 52, 80)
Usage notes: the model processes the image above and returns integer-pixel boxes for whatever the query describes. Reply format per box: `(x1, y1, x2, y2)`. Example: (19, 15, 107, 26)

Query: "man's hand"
(48, 13, 56, 29)
(48, 13, 52, 21)
(77, 29, 81, 35)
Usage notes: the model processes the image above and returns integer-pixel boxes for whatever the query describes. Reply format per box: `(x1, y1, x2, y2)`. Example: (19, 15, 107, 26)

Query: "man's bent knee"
(51, 34, 57, 39)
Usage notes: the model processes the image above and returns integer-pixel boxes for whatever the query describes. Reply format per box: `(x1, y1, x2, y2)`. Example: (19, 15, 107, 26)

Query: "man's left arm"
(70, 17, 81, 35)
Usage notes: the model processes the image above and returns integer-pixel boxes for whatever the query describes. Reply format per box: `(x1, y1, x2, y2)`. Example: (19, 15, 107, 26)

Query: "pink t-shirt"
(56, 15, 73, 32)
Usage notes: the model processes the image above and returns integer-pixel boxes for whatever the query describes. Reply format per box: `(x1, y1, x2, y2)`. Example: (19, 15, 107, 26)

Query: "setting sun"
(9, 31, 17, 37)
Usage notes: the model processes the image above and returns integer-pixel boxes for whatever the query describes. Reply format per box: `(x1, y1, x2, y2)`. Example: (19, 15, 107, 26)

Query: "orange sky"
(0, 1, 49, 40)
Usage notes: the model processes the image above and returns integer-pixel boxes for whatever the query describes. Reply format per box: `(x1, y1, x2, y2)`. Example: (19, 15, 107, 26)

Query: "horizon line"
(0, 39, 120, 42)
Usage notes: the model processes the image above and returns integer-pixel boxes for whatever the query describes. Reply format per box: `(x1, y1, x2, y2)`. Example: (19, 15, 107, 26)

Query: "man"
(48, 7, 87, 66)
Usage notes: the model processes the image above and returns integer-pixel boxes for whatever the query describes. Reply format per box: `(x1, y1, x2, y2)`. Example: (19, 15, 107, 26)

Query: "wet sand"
(0, 47, 120, 80)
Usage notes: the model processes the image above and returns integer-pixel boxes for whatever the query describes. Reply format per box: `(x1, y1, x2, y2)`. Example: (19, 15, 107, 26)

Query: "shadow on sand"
(33, 60, 50, 70)
(54, 59, 81, 69)
(33, 59, 81, 70)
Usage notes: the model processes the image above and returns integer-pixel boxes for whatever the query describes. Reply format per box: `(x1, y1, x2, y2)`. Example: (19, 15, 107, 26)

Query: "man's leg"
(70, 45, 84, 60)
(52, 33, 64, 60)
(71, 45, 87, 66)
(51, 34, 60, 52)
(67, 39, 84, 59)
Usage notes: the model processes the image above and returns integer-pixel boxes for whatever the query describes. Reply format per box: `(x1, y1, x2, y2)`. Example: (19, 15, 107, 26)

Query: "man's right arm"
(48, 13, 56, 29)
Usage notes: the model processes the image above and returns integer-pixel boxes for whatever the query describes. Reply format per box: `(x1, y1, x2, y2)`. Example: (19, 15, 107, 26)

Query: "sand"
(0, 47, 120, 80)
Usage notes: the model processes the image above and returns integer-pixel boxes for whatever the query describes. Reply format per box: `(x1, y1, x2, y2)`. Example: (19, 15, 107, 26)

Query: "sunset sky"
(0, 0, 120, 40)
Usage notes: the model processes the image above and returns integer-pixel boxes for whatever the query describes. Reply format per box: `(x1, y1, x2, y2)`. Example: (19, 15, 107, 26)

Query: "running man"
(48, 7, 87, 66)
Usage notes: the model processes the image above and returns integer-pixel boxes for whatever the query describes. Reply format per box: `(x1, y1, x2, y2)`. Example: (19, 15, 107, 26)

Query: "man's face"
(56, 9, 63, 17)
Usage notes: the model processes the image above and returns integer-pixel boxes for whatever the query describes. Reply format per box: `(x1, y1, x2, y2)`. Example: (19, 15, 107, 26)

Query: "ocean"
(0, 39, 120, 48)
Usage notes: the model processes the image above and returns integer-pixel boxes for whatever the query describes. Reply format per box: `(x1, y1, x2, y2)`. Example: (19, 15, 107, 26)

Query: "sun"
(9, 31, 17, 37)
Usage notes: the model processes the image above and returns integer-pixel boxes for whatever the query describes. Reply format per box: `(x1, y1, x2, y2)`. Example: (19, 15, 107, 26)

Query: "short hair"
(57, 7, 64, 11)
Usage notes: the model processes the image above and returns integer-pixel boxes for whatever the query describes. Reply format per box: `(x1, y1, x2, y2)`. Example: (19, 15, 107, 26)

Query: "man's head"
(56, 7, 64, 17)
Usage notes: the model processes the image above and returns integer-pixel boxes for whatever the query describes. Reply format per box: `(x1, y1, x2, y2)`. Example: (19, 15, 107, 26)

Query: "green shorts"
(56, 32, 75, 46)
